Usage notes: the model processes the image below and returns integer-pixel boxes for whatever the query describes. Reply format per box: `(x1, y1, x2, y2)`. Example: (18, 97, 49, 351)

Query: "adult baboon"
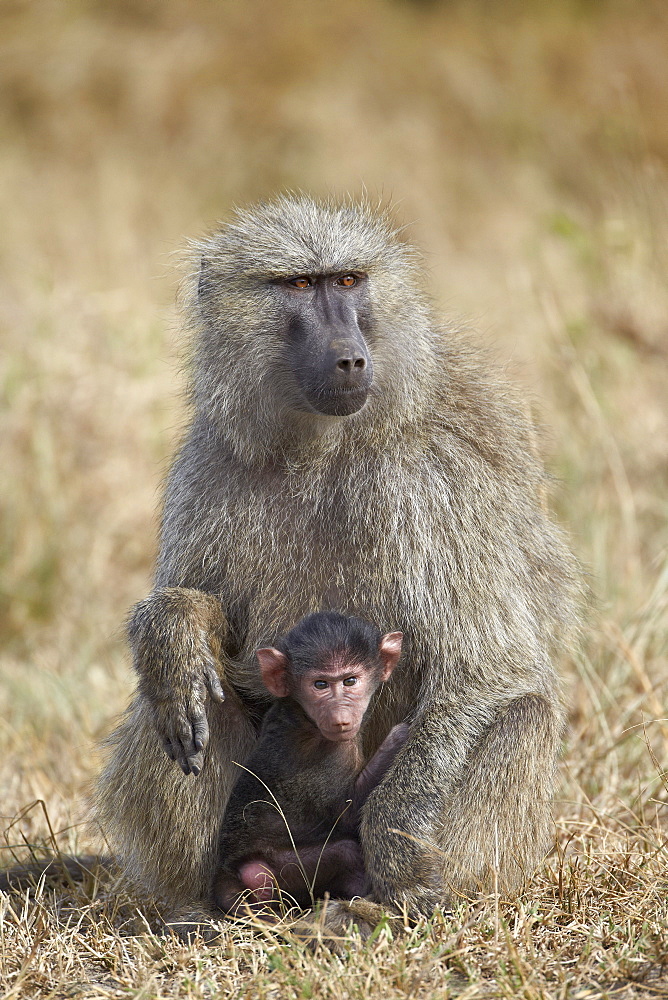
(97, 195, 579, 920)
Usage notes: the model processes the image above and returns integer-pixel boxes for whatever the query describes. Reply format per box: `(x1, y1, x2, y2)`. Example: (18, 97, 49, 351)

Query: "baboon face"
(256, 650, 379, 742)
(193, 198, 421, 445)
(272, 272, 374, 417)
(256, 626, 403, 742)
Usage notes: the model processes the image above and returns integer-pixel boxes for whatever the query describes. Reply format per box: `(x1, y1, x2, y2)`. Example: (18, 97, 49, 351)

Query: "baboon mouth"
(306, 387, 370, 417)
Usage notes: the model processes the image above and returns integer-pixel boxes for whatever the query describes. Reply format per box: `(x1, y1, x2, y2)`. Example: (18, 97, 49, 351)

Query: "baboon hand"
(130, 587, 229, 775)
(155, 656, 225, 776)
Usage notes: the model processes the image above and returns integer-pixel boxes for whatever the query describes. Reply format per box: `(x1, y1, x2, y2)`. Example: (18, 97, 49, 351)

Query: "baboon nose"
(304, 336, 373, 413)
(336, 355, 366, 373)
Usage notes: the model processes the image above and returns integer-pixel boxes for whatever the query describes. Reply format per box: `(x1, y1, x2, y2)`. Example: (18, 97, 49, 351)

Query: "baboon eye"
(342, 676, 358, 686)
(288, 276, 312, 289)
(313, 680, 328, 690)
(336, 275, 357, 287)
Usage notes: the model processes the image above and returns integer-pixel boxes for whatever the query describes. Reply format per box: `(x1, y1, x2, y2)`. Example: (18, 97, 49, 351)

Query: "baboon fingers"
(192, 715, 209, 753)
(202, 659, 225, 704)
(186, 750, 204, 776)
(157, 721, 192, 772)
(170, 742, 192, 775)
(165, 720, 201, 775)
(169, 746, 204, 776)
(173, 723, 206, 775)
(152, 693, 212, 773)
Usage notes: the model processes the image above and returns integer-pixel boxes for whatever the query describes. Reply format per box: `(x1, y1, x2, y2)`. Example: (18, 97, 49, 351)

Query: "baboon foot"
(286, 897, 406, 954)
(372, 881, 446, 918)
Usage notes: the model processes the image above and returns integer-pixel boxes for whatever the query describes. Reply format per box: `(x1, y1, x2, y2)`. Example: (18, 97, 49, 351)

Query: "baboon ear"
(256, 648, 290, 698)
(378, 631, 403, 681)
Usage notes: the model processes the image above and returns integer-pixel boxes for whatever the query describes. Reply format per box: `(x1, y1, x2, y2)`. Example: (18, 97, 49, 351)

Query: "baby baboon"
(97, 195, 580, 922)
(212, 611, 407, 915)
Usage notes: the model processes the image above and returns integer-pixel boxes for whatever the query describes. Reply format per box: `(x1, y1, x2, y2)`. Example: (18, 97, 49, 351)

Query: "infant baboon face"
(256, 625, 403, 742)
(293, 662, 379, 742)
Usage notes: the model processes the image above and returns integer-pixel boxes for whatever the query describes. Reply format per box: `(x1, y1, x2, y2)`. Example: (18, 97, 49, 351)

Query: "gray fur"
(97, 195, 580, 915)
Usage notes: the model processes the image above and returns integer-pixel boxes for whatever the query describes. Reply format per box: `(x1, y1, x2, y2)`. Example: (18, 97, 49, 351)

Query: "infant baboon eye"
(342, 676, 358, 686)
(335, 274, 357, 287)
(288, 276, 312, 289)
(313, 679, 328, 689)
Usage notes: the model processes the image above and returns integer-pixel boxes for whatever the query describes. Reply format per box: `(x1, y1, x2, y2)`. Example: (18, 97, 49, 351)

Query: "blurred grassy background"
(1, 0, 666, 865)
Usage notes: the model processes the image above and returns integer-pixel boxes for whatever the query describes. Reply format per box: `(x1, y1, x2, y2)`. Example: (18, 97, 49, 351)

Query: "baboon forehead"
(196, 195, 418, 279)
(302, 652, 373, 678)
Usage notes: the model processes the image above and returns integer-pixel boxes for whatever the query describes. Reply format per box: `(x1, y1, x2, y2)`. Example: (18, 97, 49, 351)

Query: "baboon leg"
(361, 694, 562, 915)
(434, 693, 563, 902)
(97, 684, 256, 906)
(273, 840, 366, 902)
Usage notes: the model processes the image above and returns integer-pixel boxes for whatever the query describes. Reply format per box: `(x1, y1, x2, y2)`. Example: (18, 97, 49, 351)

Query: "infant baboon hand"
(149, 656, 225, 776)
(384, 722, 411, 750)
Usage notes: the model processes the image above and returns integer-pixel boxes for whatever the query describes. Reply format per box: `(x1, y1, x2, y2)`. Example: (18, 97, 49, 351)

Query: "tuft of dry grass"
(1, 807, 667, 998)
(1, 0, 667, 996)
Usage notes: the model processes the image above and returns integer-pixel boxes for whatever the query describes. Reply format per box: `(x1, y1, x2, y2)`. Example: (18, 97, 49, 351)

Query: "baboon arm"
(128, 587, 229, 775)
(351, 722, 410, 810)
(359, 693, 562, 916)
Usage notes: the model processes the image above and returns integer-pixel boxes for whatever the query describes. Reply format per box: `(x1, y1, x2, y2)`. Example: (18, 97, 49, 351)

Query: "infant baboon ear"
(378, 631, 403, 681)
(255, 647, 291, 698)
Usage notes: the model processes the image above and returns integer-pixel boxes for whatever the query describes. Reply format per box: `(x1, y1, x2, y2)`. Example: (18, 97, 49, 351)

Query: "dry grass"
(1, 0, 667, 996)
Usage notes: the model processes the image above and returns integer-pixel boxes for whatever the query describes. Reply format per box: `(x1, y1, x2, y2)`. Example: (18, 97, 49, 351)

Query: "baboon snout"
(297, 340, 373, 416)
(335, 355, 367, 374)
(324, 718, 359, 742)
(325, 708, 355, 732)
(330, 340, 369, 384)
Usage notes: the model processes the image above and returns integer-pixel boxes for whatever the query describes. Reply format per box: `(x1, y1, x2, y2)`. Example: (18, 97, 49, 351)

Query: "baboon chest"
(220, 471, 399, 655)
